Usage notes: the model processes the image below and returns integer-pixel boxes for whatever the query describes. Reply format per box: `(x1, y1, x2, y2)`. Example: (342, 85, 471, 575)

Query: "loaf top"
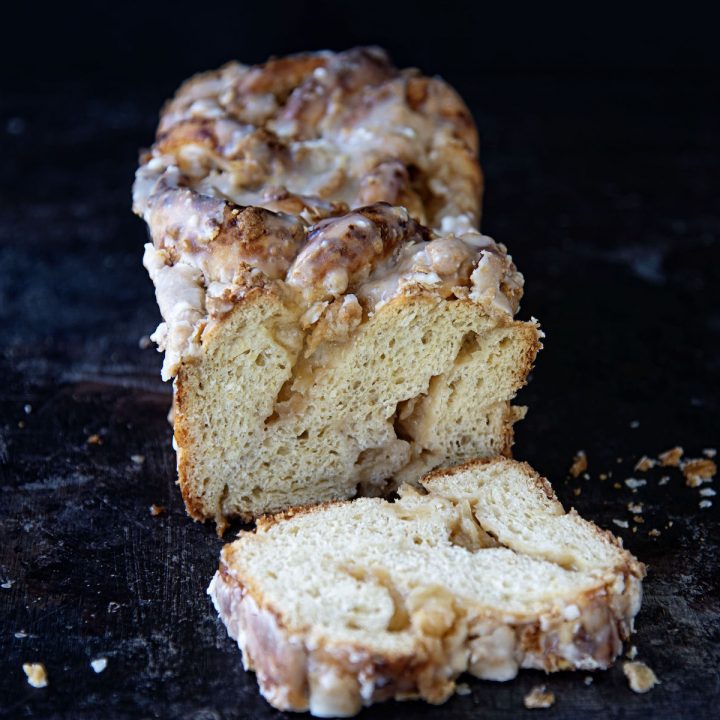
(133, 48, 526, 380)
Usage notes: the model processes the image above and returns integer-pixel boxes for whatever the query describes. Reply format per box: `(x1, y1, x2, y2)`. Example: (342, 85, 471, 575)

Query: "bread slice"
(209, 458, 644, 717)
(133, 47, 541, 529)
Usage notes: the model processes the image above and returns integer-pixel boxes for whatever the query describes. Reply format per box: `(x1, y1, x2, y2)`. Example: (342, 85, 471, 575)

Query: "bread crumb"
(699, 500, 712, 509)
(648, 529, 661, 537)
(627, 502, 643, 513)
(569, 451, 588, 478)
(90, 658, 107, 673)
(455, 682, 471, 696)
(626, 645, 638, 659)
(625, 478, 647, 489)
(138, 335, 153, 349)
(613, 519, 629, 529)
(149, 504, 166, 517)
(23, 404, 32, 414)
(634, 456, 656, 472)
(659, 476, 670, 486)
(633, 515, 644, 524)
(23, 663, 48, 688)
(584, 676, 593, 686)
(130, 454, 145, 465)
(617, 457, 623, 463)
(658, 446, 683, 467)
(18, 420, 25, 428)
(573, 487, 582, 496)
(524, 685, 555, 709)
(613, 482, 622, 489)
(702, 448, 717, 458)
(623, 661, 659, 693)
(681, 458, 717, 487)
(630, 420, 640, 429)
(700, 488, 716, 497)
(87, 434, 103, 446)
(599, 473, 608, 480)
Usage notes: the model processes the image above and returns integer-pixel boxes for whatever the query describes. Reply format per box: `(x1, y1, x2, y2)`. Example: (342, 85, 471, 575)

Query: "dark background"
(1, 2, 719, 718)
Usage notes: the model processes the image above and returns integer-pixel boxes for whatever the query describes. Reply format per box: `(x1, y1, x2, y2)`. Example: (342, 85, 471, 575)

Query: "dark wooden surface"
(1, 69, 719, 719)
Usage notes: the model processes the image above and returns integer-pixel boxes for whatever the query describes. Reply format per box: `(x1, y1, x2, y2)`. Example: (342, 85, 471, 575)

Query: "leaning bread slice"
(209, 457, 645, 717)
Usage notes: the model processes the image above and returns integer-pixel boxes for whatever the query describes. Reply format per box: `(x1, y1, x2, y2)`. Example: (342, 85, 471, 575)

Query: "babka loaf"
(133, 47, 541, 530)
(209, 458, 645, 716)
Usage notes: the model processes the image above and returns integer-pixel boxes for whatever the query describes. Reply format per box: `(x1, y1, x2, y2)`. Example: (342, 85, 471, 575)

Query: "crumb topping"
(133, 48, 524, 380)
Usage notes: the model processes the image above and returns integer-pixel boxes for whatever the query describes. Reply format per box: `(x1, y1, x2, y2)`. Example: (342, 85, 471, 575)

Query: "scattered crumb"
(634, 456, 656, 472)
(149, 504, 166, 517)
(14, 630, 28, 639)
(138, 335, 153, 349)
(681, 458, 717, 487)
(702, 448, 717, 458)
(658, 446, 683, 467)
(613, 519, 629, 529)
(582, 472, 590, 480)
(573, 487, 582, 496)
(87, 434, 103, 446)
(23, 404, 32, 414)
(569, 451, 588, 478)
(632, 526, 637, 533)
(584, 676, 594, 686)
(699, 500, 713, 509)
(648, 529, 661, 538)
(625, 478, 647, 490)
(613, 482, 622, 489)
(700, 488, 716, 497)
(668, 520, 674, 527)
(630, 420, 640, 429)
(18, 420, 25, 428)
(455, 682, 471, 696)
(617, 457, 623, 463)
(633, 515, 645, 524)
(1, 579, 14, 589)
(626, 645, 638, 660)
(130, 454, 145, 465)
(23, 663, 48, 688)
(90, 658, 107, 673)
(599, 473, 608, 480)
(524, 685, 555, 709)
(623, 661, 659, 693)
(627, 502, 643, 513)
(659, 476, 670, 486)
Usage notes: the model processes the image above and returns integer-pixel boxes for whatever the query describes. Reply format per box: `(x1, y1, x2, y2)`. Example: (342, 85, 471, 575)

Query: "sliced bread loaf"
(133, 47, 541, 530)
(209, 458, 644, 716)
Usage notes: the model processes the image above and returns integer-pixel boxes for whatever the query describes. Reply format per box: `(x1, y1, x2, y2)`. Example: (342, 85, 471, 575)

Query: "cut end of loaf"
(209, 457, 645, 716)
(175, 292, 540, 527)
